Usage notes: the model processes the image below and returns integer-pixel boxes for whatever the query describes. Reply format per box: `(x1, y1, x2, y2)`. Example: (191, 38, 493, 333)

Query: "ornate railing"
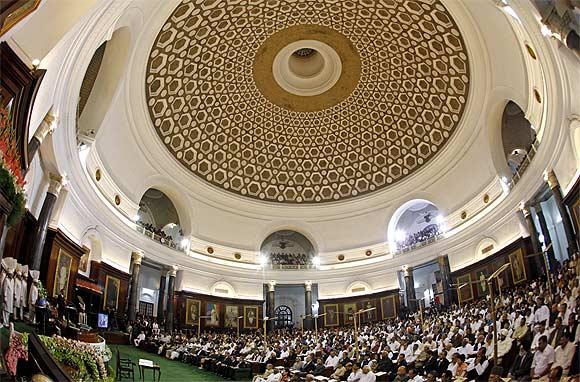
(135, 225, 185, 252)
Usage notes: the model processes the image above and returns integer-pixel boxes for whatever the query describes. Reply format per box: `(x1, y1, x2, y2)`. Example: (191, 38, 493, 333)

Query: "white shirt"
(553, 342, 575, 374)
(531, 345, 555, 377)
(533, 305, 550, 326)
(359, 371, 376, 382)
(325, 355, 339, 368)
(347, 369, 362, 382)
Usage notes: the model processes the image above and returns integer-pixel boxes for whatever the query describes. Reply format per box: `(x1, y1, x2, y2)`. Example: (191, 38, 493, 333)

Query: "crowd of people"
(269, 253, 312, 266)
(127, 256, 580, 381)
(397, 225, 442, 251)
(137, 221, 181, 246)
(1, 257, 40, 326)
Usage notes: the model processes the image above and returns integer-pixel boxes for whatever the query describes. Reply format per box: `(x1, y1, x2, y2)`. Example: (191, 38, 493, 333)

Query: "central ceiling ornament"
(146, 0, 470, 204)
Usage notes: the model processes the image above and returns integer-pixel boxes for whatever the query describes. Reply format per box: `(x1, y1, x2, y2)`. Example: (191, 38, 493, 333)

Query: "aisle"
(111, 344, 229, 381)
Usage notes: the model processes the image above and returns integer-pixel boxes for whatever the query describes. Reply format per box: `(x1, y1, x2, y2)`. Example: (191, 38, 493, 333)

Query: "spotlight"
(312, 256, 321, 267)
(31, 58, 41, 70)
(181, 238, 190, 248)
(133, 214, 140, 222)
(259, 255, 268, 267)
(395, 229, 406, 243)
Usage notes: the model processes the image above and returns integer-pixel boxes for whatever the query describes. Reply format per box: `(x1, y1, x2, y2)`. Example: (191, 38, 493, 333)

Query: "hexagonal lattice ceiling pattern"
(146, 0, 470, 204)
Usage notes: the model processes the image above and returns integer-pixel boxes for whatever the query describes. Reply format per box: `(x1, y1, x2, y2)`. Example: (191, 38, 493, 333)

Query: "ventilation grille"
(215, 288, 229, 295)
(78, 42, 107, 117)
(481, 244, 494, 254)
(352, 287, 366, 293)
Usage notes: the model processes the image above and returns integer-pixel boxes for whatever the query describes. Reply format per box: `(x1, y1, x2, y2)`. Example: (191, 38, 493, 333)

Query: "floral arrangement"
(4, 331, 28, 376)
(39, 335, 114, 382)
(0, 105, 26, 226)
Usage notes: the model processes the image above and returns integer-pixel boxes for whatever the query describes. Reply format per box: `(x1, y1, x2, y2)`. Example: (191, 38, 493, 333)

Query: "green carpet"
(112, 345, 228, 381)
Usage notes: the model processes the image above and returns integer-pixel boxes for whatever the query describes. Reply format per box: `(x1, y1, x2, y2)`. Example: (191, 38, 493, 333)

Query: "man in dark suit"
(56, 289, 66, 320)
(435, 350, 450, 377)
(507, 343, 533, 381)
(548, 317, 564, 348)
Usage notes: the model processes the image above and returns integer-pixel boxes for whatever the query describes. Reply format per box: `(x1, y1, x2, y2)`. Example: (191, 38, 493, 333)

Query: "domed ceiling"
(145, 0, 470, 204)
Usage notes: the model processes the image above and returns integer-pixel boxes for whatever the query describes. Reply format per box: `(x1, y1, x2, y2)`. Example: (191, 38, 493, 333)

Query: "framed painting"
(225, 305, 239, 328)
(206, 302, 220, 326)
(103, 275, 120, 310)
(475, 270, 488, 296)
(509, 248, 527, 285)
(361, 300, 377, 323)
(456, 274, 473, 304)
(323, 304, 339, 326)
(380, 295, 397, 319)
(343, 303, 356, 324)
(185, 299, 200, 326)
(53, 249, 73, 298)
(244, 306, 259, 329)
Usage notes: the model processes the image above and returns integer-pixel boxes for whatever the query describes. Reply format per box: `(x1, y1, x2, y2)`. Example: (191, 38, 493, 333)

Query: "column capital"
(47, 173, 64, 196)
(519, 202, 531, 217)
(168, 265, 178, 277)
(268, 281, 276, 292)
(402, 265, 413, 277)
(34, 113, 56, 143)
(131, 251, 144, 265)
(304, 281, 312, 291)
(544, 170, 559, 189)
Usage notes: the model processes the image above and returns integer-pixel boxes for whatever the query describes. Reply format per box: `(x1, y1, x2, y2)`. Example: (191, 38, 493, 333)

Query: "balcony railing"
(135, 225, 185, 252)
(393, 234, 444, 255)
(269, 263, 317, 270)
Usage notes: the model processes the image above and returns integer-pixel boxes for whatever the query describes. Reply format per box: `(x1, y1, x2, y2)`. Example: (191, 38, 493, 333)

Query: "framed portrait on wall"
(225, 305, 239, 328)
(53, 249, 73, 298)
(343, 303, 356, 324)
(456, 274, 473, 304)
(475, 270, 488, 296)
(185, 299, 200, 326)
(206, 302, 220, 326)
(323, 304, 339, 326)
(380, 295, 397, 319)
(103, 275, 120, 310)
(361, 300, 377, 323)
(509, 248, 527, 285)
(244, 306, 259, 329)
(79, 251, 89, 273)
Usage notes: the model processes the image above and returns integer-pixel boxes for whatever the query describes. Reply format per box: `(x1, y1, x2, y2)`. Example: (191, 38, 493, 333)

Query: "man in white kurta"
(13, 265, 22, 321)
(19, 265, 27, 321)
(28, 270, 40, 324)
(2, 269, 15, 326)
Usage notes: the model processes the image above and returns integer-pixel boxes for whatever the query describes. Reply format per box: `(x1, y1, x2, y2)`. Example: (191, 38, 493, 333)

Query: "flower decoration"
(0, 105, 26, 226)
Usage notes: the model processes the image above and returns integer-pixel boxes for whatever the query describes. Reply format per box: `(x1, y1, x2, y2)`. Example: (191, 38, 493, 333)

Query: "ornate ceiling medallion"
(146, 0, 470, 204)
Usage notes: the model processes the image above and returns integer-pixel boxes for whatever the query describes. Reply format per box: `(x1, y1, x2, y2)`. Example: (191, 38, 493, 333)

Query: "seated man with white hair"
(359, 364, 376, 382)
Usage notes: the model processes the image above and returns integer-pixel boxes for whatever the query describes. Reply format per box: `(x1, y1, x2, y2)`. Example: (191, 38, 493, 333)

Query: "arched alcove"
(388, 199, 443, 251)
(260, 230, 316, 268)
(501, 101, 536, 175)
(80, 228, 103, 274)
(137, 188, 183, 245)
(77, 27, 131, 144)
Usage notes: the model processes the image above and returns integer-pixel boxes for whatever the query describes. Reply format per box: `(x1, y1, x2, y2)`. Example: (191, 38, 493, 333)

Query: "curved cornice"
(37, 0, 575, 291)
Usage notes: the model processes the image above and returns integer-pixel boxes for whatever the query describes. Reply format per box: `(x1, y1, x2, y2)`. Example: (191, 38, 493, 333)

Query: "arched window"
(77, 27, 131, 144)
(389, 200, 443, 252)
(501, 101, 536, 176)
(274, 305, 293, 328)
(260, 230, 316, 269)
(137, 188, 183, 246)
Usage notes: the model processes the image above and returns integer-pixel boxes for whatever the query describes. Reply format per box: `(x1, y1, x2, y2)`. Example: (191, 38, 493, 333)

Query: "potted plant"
(0, 105, 26, 226)
(37, 280, 48, 307)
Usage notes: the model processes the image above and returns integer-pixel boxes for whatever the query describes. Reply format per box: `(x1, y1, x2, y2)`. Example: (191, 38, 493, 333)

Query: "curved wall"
(12, 0, 580, 300)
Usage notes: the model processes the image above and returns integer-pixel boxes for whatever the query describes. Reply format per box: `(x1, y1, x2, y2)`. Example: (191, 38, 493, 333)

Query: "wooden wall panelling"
(89, 260, 131, 317)
(174, 290, 264, 332)
(40, 228, 86, 303)
(0, 42, 45, 172)
(450, 237, 531, 304)
(318, 289, 401, 327)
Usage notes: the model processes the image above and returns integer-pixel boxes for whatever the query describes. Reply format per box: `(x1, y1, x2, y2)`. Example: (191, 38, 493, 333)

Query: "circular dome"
(145, 0, 470, 204)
